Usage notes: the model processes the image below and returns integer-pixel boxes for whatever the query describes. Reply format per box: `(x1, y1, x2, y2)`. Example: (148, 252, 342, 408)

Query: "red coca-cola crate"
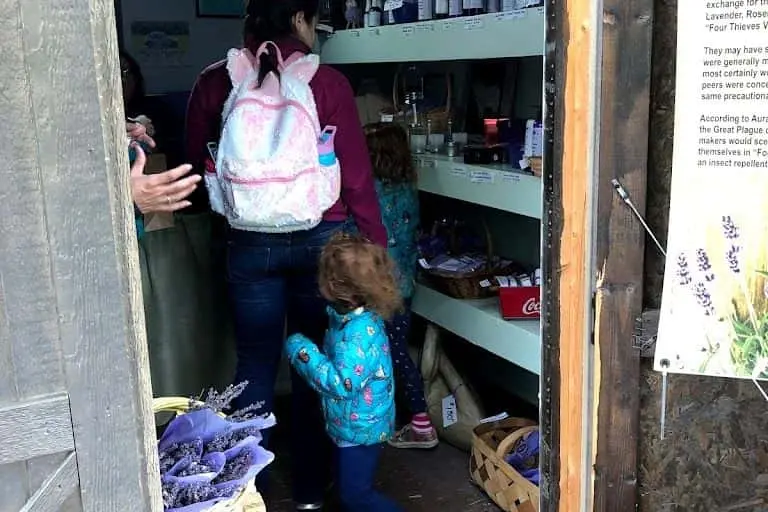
(499, 286, 541, 319)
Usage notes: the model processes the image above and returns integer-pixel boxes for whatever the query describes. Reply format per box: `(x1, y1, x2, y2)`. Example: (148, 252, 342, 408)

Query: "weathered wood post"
(0, 0, 160, 510)
(542, 0, 653, 510)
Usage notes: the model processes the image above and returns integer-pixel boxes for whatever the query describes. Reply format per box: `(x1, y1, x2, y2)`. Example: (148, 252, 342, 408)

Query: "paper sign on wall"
(655, 0, 768, 380)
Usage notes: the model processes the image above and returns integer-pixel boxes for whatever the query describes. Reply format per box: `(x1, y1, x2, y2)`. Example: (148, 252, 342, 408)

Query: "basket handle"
(152, 396, 227, 418)
(496, 425, 539, 458)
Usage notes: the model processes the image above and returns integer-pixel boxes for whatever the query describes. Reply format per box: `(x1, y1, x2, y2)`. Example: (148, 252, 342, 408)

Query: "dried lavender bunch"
(695, 248, 715, 282)
(159, 438, 203, 473)
(213, 452, 254, 485)
(176, 461, 213, 477)
(190, 382, 249, 414)
(164, 481, 231, 508)
(162, 481, 181, 509)
(204, 427, 262, 455)
(693, 281, 715, 316)
(676, 253, 692, 286)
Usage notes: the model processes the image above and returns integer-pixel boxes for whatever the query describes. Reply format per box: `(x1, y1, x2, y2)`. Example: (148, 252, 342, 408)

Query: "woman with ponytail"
(185, 1, 386, 509)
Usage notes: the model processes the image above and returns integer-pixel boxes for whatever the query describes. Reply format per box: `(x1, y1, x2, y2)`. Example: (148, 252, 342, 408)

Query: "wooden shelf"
(411, 283, 541, 375)
(320, 8, 545, 64)
(415, 153, 542, 219)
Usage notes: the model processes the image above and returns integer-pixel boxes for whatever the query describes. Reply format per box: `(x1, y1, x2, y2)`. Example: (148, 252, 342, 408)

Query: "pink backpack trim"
(223, 166, 319, 185)
(233, 97, 317, 135)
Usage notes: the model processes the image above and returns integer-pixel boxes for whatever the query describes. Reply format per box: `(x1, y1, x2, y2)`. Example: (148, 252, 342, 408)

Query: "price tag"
(349, 30, 361, 38)
(421, 158, 436, 168)
(450, 167, 468, 178)
(470, 170, 494, 183)
(402, 26, 415, 37)
(442, 21, 454, 30)
(501, 171, 521, 183)
(442, 394, 458, 428)
(496, 9, 525, 21)
(416, 23, 434, 32)
(464, 17, 484, 30)
(367, 28, 381, 36)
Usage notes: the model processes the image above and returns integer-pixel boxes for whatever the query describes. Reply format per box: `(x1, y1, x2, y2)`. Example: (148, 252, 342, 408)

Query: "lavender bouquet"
(157, 383, 276, 511)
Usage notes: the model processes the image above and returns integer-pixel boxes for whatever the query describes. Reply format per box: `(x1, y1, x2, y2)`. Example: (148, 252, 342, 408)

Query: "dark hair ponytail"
(244, 0, 320, 85)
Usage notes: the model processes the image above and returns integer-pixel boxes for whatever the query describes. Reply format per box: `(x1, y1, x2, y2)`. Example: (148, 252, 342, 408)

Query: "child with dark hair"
(364, 123, 439, 450)
(286, 233, 404, 512)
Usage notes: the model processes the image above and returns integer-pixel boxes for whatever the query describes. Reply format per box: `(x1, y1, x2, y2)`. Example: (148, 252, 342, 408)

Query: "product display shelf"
(415, 153, 541, 219)
(411, 283, 541, 375)
(320, 7, 545, 64)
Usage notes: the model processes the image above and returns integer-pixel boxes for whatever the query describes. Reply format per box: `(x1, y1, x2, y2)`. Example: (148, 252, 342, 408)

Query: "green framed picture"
(196, 0, 245, 18)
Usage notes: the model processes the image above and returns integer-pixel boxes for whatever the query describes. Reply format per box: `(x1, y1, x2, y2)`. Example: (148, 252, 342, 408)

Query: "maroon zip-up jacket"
(185, 36, 387, 246)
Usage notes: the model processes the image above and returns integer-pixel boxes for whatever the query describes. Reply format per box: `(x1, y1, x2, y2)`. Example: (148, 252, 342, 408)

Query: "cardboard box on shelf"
(499, 286, 540, 320)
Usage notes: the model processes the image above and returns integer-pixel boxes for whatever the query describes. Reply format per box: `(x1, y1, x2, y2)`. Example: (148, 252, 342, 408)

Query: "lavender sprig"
(722, 215, 740, 240)
(720, 216, 743, 275)
(726, 245, 741, 274)
(676, 253, 692, 286)
(695, 248, 715, 282)
(190, 382, 249, 414)
(693, 281, 715, 316)
(204, 427, 262, 455)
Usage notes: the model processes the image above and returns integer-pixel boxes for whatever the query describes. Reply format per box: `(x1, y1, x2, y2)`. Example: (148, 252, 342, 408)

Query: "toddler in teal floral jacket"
(285, 233, 404, 511)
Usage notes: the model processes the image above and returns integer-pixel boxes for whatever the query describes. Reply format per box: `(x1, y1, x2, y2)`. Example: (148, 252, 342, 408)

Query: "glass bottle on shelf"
(445, 117, 457, 157)
(448, 0, 462, 17)
(462, 0, 485, 16)
(409, 122, 426, 154)
(486, 0, 499, 12)
(418, 0, 433, 20)
(434, 0, 449, 18)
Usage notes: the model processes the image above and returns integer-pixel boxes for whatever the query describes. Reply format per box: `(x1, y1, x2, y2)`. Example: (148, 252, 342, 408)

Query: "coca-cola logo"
(521, 298, 541, 315)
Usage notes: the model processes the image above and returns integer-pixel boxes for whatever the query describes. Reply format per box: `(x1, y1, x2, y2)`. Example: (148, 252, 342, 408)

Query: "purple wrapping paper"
(160, 408, 276, 511)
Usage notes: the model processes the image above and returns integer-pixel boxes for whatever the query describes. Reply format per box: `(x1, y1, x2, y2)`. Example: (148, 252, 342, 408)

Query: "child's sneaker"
(388, 424, 439, 449)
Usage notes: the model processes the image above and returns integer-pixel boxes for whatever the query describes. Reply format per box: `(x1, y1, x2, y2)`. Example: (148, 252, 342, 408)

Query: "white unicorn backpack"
(205, 42, 341, 232)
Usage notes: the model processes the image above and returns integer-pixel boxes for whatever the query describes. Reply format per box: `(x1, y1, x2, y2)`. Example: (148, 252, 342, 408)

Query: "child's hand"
(285, 333, 314, 362)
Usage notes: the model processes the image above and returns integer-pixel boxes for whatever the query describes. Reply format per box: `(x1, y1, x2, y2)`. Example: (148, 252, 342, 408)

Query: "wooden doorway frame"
(541, 0, 653, 510)
(0, 0, 161, 509)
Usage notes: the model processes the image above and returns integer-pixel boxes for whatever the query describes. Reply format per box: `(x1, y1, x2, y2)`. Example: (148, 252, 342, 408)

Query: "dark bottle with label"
(462, 0, 484, 16)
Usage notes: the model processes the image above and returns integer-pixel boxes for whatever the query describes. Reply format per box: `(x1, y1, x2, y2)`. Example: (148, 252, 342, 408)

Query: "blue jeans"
(336, 444, 403, 512)
(226, 221, 345, 504)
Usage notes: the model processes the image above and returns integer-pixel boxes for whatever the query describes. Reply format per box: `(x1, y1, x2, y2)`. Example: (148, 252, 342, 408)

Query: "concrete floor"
(266, 443, 499, 512)
(264, 399, 499, 512)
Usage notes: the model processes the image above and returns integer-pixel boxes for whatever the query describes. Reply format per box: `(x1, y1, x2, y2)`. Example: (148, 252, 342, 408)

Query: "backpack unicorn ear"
(282, 53, 320, 83)
(226, 48, 257, 88)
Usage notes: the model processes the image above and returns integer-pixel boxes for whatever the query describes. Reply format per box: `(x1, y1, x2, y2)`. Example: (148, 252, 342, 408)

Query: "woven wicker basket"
(153, 397, 267, 512)
(422, 222, 518, 299)
(470, 418, 539, 512)
(528, 157, 542, 177)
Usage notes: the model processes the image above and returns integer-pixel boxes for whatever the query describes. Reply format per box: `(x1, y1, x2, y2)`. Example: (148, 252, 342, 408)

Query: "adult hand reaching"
(130, 144, 201, 214)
